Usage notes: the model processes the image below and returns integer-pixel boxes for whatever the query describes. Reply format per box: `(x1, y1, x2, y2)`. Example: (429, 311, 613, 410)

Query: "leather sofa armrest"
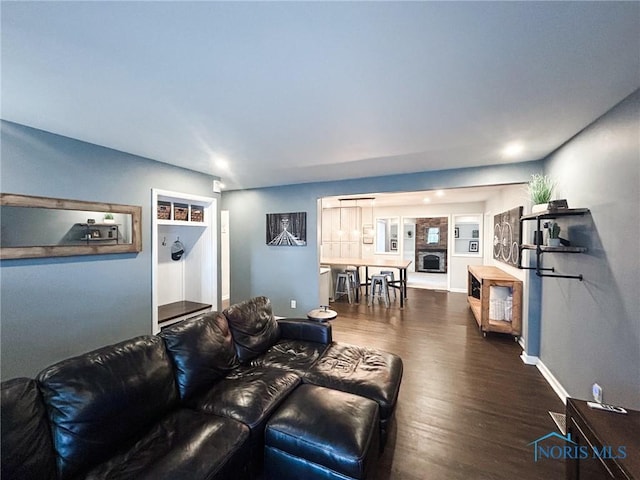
(277, 318, 332, 344)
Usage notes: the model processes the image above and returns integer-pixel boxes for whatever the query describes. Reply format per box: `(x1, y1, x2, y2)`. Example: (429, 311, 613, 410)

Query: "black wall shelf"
(519, 208, 590, 280)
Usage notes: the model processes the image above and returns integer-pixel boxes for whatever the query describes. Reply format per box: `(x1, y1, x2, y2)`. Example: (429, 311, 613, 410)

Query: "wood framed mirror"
(0, 193, 142, 259)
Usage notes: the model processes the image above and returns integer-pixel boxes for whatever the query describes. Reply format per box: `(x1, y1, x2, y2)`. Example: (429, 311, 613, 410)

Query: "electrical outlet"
(290, 300, 296, 309)
(592, 383, 603, 403)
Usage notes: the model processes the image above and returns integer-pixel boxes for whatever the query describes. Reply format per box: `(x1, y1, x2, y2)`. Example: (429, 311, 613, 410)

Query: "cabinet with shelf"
(152, 189, 218, 334)
(467, 265, 522, 337)
(519, 208, 590, 280)
(453, 215, 482, 256)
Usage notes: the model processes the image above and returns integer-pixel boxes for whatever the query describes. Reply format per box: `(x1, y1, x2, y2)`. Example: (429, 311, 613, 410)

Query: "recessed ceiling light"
(423, 197, 431, 203)
(435, 190, 445, 197)
(502, 142, 525, 158)
(215, 159, 229, 170)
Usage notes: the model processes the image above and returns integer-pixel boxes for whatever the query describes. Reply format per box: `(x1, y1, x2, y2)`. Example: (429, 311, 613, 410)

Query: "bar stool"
(334, 272, 354, 304)
(345, 266, 361, 301)
(368, 274, 390, 307)
(380, 270, 398, 300)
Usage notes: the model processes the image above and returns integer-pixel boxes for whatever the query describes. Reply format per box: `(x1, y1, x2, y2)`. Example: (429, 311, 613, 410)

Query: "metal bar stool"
(368, 274, 390, 307)
(334, 272, 354, 304)
(379, 270, 399, 300)
(345, 266, 361, 302)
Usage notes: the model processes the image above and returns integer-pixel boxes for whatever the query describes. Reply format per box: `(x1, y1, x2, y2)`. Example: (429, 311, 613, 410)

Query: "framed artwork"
(472, 229, 479, 238)
(390, 239, 398, 251)
(266, 212, 306, 246)
(454, 227, 459, 238)
(493, 206, 523, 267)
(469, 240, 479, 252)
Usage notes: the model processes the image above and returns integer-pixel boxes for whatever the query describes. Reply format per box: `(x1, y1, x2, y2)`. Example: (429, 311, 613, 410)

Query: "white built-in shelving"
(151, 189, 218, 333)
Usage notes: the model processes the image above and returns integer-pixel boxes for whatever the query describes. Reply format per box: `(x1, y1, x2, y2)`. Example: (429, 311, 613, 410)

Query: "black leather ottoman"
(264, 384, 379, 480)
(303, 343, 403, 448)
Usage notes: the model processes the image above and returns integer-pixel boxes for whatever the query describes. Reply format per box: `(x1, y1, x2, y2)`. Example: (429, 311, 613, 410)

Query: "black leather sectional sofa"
(1, 296, 403, 480)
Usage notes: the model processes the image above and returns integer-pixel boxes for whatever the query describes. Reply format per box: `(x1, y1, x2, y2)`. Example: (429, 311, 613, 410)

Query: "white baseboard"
(449, 287, 467, 293)
(520, 352, 539, 365)
(536, 360, 569, 405)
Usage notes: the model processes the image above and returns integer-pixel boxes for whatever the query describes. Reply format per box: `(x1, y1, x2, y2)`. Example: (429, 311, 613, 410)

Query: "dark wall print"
(266, 212, 307, 246)
(493, 206, 523, 267)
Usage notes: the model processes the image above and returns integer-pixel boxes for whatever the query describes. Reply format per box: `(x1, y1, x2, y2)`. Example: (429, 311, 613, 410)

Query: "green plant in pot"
(547, 222, 561, 247)
(528, 174, 554, 213)
(103, 212, 115, 224)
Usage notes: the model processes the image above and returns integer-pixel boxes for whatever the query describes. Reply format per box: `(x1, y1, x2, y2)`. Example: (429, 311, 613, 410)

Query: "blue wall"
(222, 160, 544, 316)
(0, 121, 219, 379)
(540, 90, 640, 408)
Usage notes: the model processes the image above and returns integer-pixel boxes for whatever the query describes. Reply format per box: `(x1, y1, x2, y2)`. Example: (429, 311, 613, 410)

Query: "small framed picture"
(469, 240, 479, 252)
(472, 229, 479, 238)
(390, 239, 398, 251)
(454, 227, 459, 238)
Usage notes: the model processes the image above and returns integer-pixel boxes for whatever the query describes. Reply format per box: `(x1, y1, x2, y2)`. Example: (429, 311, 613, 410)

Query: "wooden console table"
(566, 398, 639, 479)
(467, 265, 522, 337)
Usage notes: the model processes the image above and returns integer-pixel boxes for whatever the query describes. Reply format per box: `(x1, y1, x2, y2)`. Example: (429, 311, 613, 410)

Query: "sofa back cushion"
(37, 336, 178, 480)
(160, 312, 239, 400)
(1, 377, 57, 480)
(223, 296, 281, 363)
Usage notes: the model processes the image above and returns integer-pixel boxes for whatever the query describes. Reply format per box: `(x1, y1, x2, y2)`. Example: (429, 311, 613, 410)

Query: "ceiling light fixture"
(502, 142, 525, 158)
(436, 190, 445, 197)
(215, 159, 229, 170)
(423, 197, 431, 203)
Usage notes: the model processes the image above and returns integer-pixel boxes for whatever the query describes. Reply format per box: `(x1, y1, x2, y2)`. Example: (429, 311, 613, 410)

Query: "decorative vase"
(531, 203, 548, 214)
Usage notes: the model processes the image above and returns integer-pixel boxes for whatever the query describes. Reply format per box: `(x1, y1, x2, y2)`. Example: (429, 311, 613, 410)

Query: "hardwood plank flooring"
(330, 287, 565, 480)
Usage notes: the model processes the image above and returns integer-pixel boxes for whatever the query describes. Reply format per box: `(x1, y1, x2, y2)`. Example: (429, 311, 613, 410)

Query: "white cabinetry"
(152, 189, 218, 333)
(321, 207, 361, 258)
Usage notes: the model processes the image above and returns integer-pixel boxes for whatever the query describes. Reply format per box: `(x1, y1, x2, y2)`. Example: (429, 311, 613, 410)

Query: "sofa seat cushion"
(1, 377, 57, 480)
(160, 312, 239, 400)
(304, 343, 403, 420)
(189, 366, 300, 434)
(84, 409, 250, 480)
(250, 339, 329, 375)
(223, 296, 281, 362)
(264, 384, 379, 480)
(37, 336, 179, 480)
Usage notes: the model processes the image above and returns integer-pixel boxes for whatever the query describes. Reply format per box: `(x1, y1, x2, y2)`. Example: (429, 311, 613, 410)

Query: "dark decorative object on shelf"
(547, 199, 569, 210)
(469, 240, 479, 252)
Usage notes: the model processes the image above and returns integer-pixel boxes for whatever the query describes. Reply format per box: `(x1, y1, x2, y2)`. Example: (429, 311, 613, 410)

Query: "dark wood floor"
(330, 287, 566, 480)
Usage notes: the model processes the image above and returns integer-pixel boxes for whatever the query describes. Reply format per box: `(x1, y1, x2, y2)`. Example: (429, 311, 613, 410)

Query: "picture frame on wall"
(454, 227, 459, 238)
(469, 240, 479, 252)
(266, 212, 307, 246)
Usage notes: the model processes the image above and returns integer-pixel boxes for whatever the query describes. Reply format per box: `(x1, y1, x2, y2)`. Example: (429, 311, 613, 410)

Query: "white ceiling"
(2, 2, 639, 191)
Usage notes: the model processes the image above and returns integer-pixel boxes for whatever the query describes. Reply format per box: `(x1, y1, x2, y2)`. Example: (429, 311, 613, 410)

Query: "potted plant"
(103, 213, 115, 224)
(528, 174, 554, 213)
(547, 222, 561, 247)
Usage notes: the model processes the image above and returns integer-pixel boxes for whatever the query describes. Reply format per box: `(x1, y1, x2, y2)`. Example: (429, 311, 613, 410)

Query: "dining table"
(320, 257, 413, 308)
